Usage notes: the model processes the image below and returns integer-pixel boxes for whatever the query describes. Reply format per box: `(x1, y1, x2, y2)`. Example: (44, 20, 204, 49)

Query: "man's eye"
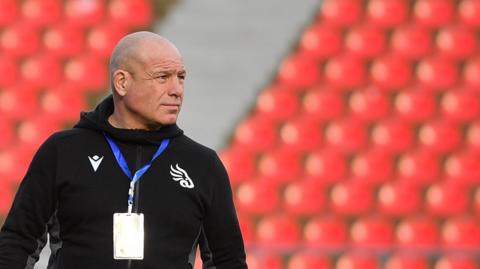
(155, 75, 168, 80)
(178, 75, 186, 80)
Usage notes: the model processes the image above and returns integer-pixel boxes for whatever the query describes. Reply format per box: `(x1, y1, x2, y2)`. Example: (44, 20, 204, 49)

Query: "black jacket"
(0, 95, 247, 269)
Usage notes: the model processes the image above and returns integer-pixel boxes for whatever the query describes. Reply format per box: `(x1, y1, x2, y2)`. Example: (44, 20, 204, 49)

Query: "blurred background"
(1, 0, 480, 268)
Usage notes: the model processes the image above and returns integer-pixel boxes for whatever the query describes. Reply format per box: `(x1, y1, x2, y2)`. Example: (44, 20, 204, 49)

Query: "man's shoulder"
(173, 134, 217, 157)
(45, 127, 99, 146)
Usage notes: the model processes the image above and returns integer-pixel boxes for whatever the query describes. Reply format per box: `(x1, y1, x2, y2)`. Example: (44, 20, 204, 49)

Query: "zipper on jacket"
(127, 145, 142, 269)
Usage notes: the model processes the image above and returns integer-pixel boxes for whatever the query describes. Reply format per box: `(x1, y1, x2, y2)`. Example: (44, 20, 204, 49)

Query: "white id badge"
(113, 213, 144, 260)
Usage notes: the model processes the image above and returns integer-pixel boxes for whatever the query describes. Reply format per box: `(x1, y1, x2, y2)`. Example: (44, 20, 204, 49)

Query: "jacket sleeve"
(0, 137, 58, 269)
(202, 153, 248, 269)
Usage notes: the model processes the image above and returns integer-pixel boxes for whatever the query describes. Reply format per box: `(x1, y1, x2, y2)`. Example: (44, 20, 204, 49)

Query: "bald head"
(109, 31, 182, 79)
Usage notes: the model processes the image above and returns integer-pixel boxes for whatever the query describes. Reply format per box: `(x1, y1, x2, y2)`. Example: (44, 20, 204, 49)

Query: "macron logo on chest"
(88, 155, 104, 172)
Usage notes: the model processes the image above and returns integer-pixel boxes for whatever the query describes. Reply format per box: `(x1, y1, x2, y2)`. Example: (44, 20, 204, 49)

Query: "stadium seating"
(1, 0, 480, 268)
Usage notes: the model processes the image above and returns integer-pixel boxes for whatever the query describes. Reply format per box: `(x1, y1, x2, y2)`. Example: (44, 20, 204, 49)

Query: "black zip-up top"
(0, 96, 247, 269)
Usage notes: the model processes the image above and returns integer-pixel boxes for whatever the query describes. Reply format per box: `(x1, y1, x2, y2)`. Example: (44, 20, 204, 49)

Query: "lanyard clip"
(127, 181, 135, 214)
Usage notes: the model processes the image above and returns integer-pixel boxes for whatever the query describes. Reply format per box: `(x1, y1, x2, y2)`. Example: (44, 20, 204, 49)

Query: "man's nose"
(168, 76, 184, 96)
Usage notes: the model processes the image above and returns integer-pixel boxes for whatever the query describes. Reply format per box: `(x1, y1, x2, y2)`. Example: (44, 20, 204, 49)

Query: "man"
(0, 32, 248, 269)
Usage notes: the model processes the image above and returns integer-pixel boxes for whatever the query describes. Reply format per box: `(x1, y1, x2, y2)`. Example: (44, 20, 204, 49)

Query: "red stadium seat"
(325, 54, 366, 89)
(436, 26, 477, 59)
(255, 86, 300, 121)
(233, 115, 278, 152)
(351, 149, 393, 185)
(370, 55, 412, 90)
(0, 0, 18, 26)
(466, 121, 480, 153)
(304, 215, 348, 247)
(0, 54, 18, 87)
(64, 54, 107, 90)
(349, 86, 390, 122)
(336, 252, 379, 269)
(459, 0, 480, 27)
(258, 147, 301, 183)
(434, 255, 477, 269)
(366, 0, 408, 27)
(0, 23, 40, 56)
(444, 150, 480, 185)
(87, 23, 128, 57)
(236, 179, 279, 215)
(108, 0, 152, 27)
(280, 116, 322, 152)
(43, 23, 85, 57)
(39, 89, 86, 122)
(418, 120, 461, 153)
(417, 57, 458, 90)
(21, 0, 61, 26)
(287, 252, 332, 269)
(16, 116, 61, 147)
(21, 54, 62, 87)
(277, 53, 320, 89)
(351, 216, 394, 247)
(397, 149, 440, 185)
(386, 254, 429, 269)
(64, 0, 105, 27)
(330, 181, 373, 216)
(345, 24, 386, 59)
(319, 0, 362, 26)
(396, 216, 439, 248)
(462, 56, 480, 88)
(378, 181, 421, 216)
(304, 148, 347, 184)
(0, 117, 13, 150)
(0, 144, 37, 183)
(247, 254, 283, 269)
(0, 84, 38, 120)
(413, 0, 454, 27)
(426, 181, 468, 217)
(299, 23, 342, 59)
(391, 24, 432, 59)
(440, 87, 479, 123)
(394, 88, 436, 122)
(442, 217, 480, 249)
(371, 119, 414, 154)
(326, 118, 367, 153)
(256, 215, 300, 247)
(302, 85, 345, 121)
(0, 182, 14, 215)
(283, 180, 326, 215)
(219, 147, 255, 184)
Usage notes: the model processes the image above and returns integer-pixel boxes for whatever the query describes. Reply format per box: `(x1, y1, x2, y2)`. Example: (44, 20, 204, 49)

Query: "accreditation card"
(113, 213, 144, 260)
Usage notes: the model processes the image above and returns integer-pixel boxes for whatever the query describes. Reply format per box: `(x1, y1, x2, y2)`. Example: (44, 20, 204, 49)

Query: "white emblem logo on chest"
(88, 155, 104, 172)
(170, 164, 195, 189)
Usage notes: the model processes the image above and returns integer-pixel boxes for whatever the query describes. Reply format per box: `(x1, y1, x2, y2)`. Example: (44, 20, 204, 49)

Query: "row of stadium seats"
(277, 53, 480, 90)
(301, 23, 479, 60)
(0, 0, 151, 28)
(253, 85, 480, 124)
(240, 214, 480, 249)
(319, 0, 480, 28)
(247, 251, 479, 269)
(234, 180, 480, 216)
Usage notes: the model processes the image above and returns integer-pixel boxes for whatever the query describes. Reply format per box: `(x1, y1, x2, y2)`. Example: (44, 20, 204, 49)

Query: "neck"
(108, 112, 162, 131)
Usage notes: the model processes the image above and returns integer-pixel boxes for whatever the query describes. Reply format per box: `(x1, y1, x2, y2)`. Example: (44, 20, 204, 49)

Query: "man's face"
(123, 45, 186, 128)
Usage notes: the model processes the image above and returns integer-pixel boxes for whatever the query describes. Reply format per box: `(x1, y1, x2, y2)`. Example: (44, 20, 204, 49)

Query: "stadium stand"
(0, 0, 479, 268)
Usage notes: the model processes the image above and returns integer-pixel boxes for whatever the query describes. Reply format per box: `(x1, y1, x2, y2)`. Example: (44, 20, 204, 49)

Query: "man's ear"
(112, 70, 129, 96)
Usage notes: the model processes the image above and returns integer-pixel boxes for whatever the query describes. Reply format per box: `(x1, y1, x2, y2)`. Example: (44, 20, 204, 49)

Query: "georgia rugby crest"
(170, 164, 195, 189)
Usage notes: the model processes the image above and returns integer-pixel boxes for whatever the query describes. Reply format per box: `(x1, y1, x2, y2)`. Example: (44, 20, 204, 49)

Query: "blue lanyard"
(104, 133, 170, 213)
